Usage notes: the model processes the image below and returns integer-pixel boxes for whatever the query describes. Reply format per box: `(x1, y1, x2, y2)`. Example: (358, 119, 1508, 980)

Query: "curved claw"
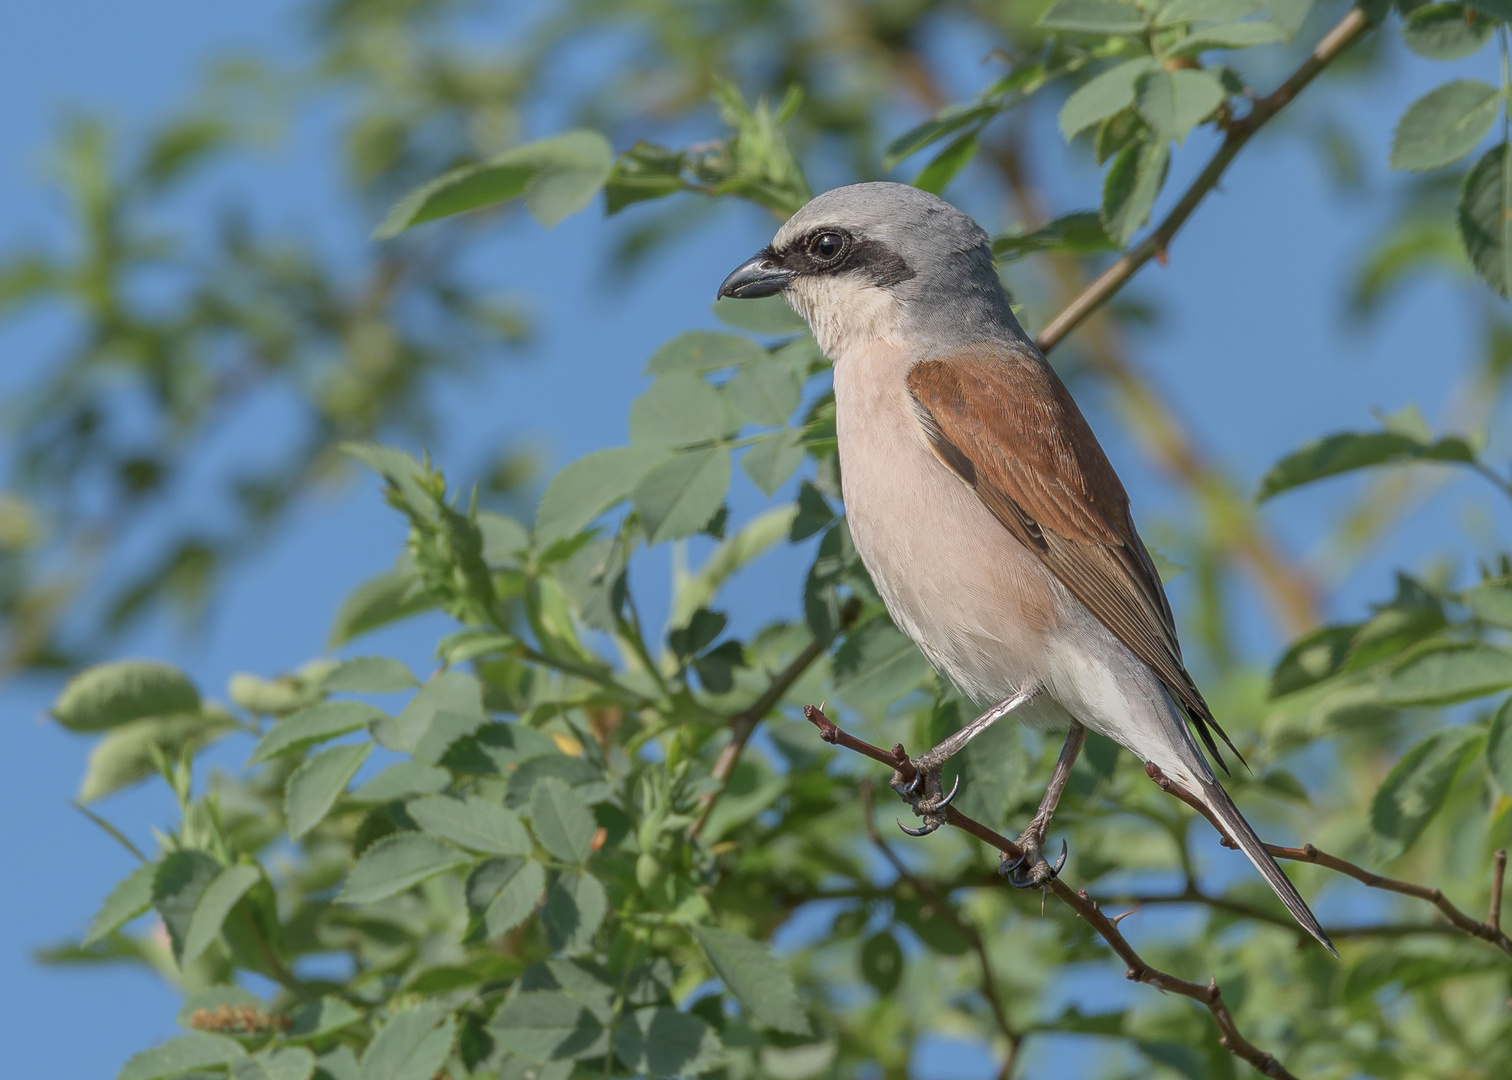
(934, 774, 961, 810)
(903, 773, 922, 797)
(898, 818, 940, 837)
(1005, 838, 1069, 889)
(1050, 838, 1068, 876)
(999, 851, 1028, 879)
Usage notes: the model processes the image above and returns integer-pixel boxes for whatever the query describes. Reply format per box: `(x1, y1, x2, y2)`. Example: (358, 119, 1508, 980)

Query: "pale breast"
(832, 345, 1071, 710)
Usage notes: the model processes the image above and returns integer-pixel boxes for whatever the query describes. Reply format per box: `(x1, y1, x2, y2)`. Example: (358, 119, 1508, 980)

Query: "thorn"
(1110, 908, 1138, 928)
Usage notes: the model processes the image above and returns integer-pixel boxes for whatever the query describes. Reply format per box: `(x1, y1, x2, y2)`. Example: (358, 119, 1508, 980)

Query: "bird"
(717, 181, 1334, 955)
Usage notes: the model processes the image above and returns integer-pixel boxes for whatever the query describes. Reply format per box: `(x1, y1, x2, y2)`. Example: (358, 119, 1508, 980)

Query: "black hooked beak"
(717, 250, 795, 300)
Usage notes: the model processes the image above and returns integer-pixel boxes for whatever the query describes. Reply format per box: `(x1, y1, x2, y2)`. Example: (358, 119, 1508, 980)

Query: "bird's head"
(717, 182, 1015, 360)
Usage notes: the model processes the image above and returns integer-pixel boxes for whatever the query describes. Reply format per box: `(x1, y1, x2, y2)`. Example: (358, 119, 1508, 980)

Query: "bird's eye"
(809, 231, 845, 262)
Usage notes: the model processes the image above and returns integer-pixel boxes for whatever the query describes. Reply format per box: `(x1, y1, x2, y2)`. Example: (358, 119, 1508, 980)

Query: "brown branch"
(804, 705, 1301, 1080)
(859, 782, 1023, 1080)
(1034, 6, 1371, 354)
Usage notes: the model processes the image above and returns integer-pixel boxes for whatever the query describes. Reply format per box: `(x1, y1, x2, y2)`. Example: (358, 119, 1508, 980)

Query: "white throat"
(784, 275, 902, 362)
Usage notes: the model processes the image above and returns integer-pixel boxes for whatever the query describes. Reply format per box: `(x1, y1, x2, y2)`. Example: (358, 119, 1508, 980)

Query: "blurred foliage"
(18, 0, 1512, 1078)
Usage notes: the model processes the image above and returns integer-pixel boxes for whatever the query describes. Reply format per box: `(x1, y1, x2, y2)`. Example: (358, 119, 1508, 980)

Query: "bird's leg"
(892, 682, 1041, 837)
(1002, 722, 1086, 888)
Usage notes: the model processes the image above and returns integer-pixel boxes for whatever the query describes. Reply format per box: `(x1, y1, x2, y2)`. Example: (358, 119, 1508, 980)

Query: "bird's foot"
(999, 827, 1067, 889)
(891, 755, 960, 838)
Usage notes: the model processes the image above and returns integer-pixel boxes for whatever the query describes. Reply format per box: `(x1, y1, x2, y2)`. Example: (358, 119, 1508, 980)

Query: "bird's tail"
(1194, 779, 1337, 956)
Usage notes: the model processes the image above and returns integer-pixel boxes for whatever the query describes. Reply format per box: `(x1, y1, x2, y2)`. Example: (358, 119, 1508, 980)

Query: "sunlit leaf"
(692, 925, 809, 1034)
(338, 833, 471, 905)
(53, 660, 199, 732)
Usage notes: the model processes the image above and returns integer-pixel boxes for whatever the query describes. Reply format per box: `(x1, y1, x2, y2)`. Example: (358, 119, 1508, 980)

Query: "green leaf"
(53, 660, 200, 732)
(250, 701, 384, 765)
(671, 505, 797, 626)
(741, 431, 806, 496)
(328, 569, 432, 648)
(490, 991, 605, 1062)
(1134, 69, 1226, 143)
(286, 742, 372, 839)
(912, 133, 979, 195)
(1377, 642, 1512, 705)
(352, 760, 451, 803)
(1402, 4, 1495, 60)
(1102, 138, 1170, 246)
(1391, 81, 1500, 172)
(604, 140, 686, 212)
(182, 863, 262, 965)
(85, 861, 157, 946)
(322, 657, 419, 694)
(1459, 142, 1512, 296)
(1059, 59, 1158, 140)
(860, 930, 904, 994)
(692, 925, 809, 1034)
(630, 373, 731, 447)
(1466, 579, 1512, 629)
(535, 446, 668, 546)
(1488, 698, 1512, 798)
(409, 794, 531, 856)
(542, 870, 608, 952)
(119, 1033, 246, 1080)
(832, 620, 933, 712)
(375, 669, 485, 755)
(468, 857, 547, 938)
(993, 212, 1117, 261)
(612, 1007, 724, 1077)
(375, 130, 613, 237)
(633, 448, 732, 544)
(153, 850, 223, 964)
(287, 997, 363, 1043)
(1164, 20, 1285, 55)
(529, 777, 597, 864)
(339, 833, 472, 905)
(358, 1008, 457, 1080)
(1256, 431, 1476, 500)
(505, 754, 611, 807)
(647, 331, 768, 374)
(315, 1046, 360, 1080)
(80, 708, 237, 802)
(1040, 0, 1148, 34)
(1154, 0, 1260, 25)
(479, 511, 531, 566)
(726, 360, 802, 427)
(711, 295, 806, 335)
(231, 1048, 317, 1080)
(1371, 726, 1483, 857)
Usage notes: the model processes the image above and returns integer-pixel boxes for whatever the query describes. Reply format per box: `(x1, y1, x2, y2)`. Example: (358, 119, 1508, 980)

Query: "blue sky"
(1, 3, 1508, 1077)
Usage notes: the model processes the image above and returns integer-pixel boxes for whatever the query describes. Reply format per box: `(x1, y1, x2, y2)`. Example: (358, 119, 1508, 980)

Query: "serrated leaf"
(250, 702, 384, 765)
(118, 1033, 246, 1080)
(1459, 142, 1512, 296)
(53, 660, 200, 732)
(153, 850, 222, 963)
(726, 360, 802, 427)
(632, 448, 731, 544)
(409, 794, 531, 856)
(323, 657, 418, 694)
(504, 754, 611, 807)
(613, 1008, 724, 1077)
(646, 331, 768, 374)
(375, 670, 484, 755)
(339, 833, 471, 905)
(328, 569, 432, 648)
(1134, 68, 1225, 142)
(351, 760, 451, 803)
(529, 778, 596, 863)
(468, 857, 547, 939)
(1257, 431, 1476, 500)
(542, 871, 607, 952)
(358, 1008, 456, 1080)
(1059, 58, 1158, 140)
(629, 373, 731, 447)
(1371, 726, 1483, 857)
(85, 861, 157, 945)
(1402, 3, 1494, 59)
(692, 925, 809, 1034)
(1391, 80, 1500, 172)
(375, 130, 612, 237)
(286, 742, 372, 840)
(490, 991, 605, 1062)
(1377, 642, 1512, 705)
(182, 863, 262, 965)
(535, 447, 669, 546)
(741, 431, 806, 496)
(1040, 0, 1148, 33)
(231, 1048, 316, 1080)
(1102, 138, 1169, 245)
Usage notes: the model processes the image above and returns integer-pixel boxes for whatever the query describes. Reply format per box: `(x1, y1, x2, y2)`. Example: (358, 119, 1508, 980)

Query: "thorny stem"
(804, 705, 1512, 1079)
(860, 782, 1023, 1080)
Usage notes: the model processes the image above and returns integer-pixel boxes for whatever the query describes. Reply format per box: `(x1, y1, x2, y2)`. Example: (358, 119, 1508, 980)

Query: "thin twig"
(1034, 6, 1371, 353)
(860, 782, 1022, 1080)
(1492, 849, 1507, 935)
(804, 705, 1300, 1080)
